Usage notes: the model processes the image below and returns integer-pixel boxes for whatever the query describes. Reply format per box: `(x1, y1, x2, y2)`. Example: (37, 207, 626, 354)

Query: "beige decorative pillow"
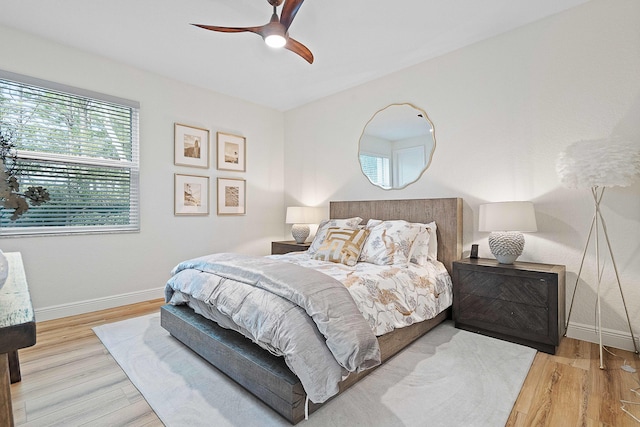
(359, 220, 421, 265)
(308, 217, 363, 254)
(312, 227, 370, 266)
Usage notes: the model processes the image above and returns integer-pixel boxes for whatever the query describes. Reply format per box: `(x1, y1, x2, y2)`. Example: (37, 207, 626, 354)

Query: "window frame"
(359, 151, 391, 189)
(0, 70, 140, 237)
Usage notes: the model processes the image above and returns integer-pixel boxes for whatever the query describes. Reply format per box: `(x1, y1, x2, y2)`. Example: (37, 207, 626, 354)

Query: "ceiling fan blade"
(285, 37, 314, 64)
(192, 24, 265, 37)
(280, 0, 305, 30)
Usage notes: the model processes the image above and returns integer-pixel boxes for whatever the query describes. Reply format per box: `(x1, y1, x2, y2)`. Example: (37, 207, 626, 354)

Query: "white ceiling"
(1, 0, 589, 111)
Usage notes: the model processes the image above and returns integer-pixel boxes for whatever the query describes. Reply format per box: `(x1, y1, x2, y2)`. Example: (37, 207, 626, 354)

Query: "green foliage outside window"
(0, 74, 139, 234)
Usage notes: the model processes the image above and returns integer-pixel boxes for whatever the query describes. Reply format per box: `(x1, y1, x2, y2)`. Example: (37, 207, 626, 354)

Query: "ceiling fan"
(192, 0, 314, 64)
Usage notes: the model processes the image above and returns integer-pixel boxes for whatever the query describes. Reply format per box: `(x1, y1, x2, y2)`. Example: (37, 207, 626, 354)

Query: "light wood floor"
(507, 336, 640, 427)
(10, 300, 640, 426)
(11, 299, 165, 426)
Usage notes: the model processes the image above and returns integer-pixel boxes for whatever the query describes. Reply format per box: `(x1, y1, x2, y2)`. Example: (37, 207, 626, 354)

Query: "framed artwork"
(217, 132, 246, 172)
(174, 174, 209, 216)
(217, 177, 246, 215)
(175, 123, 209, 168)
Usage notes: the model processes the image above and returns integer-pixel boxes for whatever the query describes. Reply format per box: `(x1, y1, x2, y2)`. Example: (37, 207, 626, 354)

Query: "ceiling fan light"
(265, 34, 286, 48)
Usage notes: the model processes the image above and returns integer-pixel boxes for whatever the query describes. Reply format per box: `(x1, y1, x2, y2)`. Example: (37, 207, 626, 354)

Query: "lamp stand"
(291, 224, 310, 244)
(488, 231, 525, 264)
(564, 186, 639, 369)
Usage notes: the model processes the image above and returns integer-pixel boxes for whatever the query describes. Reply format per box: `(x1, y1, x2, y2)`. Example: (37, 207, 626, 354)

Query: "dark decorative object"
(0, 129, 50, 221)
(470, 244, 479, 258)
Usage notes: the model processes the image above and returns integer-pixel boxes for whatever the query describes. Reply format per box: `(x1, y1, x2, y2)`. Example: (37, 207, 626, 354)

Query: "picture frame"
(217, 132, 246, 172)
(174, 174, 209, 216)
(217, 177, 246, 215)
(175, 123, 209, 168)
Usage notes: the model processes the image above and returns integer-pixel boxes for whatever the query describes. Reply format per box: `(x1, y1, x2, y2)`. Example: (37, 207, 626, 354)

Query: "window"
(359, 153, 390, 188)
(0, 70, 139, 236)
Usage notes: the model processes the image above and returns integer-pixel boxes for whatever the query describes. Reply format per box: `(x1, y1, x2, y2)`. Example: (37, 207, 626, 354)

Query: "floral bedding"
(269, 251, 453, 336)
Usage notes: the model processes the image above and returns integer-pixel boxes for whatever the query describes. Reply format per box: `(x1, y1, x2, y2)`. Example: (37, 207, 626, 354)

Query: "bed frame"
(161, 198, 463, 424)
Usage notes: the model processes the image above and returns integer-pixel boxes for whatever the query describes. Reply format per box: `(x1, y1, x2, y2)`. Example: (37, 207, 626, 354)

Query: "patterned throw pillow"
(308, 217, 363, 254)
(359, 220, 421, 265)
(312, 227, 370, 266)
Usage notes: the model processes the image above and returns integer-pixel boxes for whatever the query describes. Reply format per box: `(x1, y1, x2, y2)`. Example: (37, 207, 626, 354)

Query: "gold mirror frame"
(358, 103, 436, 190)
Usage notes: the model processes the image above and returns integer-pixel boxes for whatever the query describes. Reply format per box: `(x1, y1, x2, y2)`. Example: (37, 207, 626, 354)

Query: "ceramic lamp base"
(488, 231, 525, 264)
(291, 224, 310, 244)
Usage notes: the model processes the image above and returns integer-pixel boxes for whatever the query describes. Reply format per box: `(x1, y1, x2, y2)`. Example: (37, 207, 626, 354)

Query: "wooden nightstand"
(452, 258, 566, 354)
(271, 240, 311, 255)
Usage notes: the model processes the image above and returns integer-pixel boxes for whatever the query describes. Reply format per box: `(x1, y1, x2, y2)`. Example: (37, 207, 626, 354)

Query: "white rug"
(93, 314, 535, 427)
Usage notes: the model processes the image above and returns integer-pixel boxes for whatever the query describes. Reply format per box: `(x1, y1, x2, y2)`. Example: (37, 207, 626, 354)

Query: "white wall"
(284, 0, 640, 350)
(0, 25, 285, 320)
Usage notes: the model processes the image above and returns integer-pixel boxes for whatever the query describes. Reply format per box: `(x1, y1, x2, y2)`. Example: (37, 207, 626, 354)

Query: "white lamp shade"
(478, 201, 537, 232)
(285, 206, 324, 224)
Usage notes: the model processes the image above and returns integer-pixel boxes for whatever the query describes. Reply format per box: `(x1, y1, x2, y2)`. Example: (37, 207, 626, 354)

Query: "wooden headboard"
(330, 198, 463, 274)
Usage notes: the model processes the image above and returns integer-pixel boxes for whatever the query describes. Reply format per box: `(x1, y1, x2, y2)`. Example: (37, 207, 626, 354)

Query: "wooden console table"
(0, 252, 36, 427)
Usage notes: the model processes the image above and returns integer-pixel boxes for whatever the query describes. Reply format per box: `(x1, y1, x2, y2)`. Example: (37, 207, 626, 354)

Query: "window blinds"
(0, 71, 140, 235)
(359, 154, 390, 188)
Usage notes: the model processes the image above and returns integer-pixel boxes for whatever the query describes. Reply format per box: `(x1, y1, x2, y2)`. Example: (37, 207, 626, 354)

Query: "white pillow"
(359, 220, 421, 265)
(426, 221, 438, 261)
(308, 217, 363, 254)
(409, 224, 431, 266)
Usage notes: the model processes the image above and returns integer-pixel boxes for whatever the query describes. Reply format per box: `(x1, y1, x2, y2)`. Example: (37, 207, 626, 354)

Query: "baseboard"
(35, 287, 165, 321)
(566, 321, 640, 353)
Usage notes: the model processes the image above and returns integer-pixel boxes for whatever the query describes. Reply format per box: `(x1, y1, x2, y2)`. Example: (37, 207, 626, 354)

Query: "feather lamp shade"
(479, 201, 537, 264)
(556, 138, 640, 189)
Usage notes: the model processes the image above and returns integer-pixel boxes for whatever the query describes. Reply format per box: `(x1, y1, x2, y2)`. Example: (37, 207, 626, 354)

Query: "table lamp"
(478, 201, 537, 264)
(285, 206, 323, 244)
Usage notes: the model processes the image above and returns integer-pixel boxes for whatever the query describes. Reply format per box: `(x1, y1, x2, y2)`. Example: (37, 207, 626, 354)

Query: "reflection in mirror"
(359, 103, 435, 190)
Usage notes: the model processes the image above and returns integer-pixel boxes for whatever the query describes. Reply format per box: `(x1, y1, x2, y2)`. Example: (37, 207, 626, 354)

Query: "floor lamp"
(557, 138, 640, 369)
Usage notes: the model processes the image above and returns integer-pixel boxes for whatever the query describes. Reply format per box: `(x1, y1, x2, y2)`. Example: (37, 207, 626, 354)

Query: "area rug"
(93, 313, 535, 427)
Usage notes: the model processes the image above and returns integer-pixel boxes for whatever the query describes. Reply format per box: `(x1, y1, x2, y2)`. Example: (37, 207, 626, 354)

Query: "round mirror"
(358, 103, 436, 190)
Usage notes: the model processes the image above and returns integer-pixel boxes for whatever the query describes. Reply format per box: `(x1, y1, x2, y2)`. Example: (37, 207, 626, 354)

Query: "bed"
(160, 198, 463, 424)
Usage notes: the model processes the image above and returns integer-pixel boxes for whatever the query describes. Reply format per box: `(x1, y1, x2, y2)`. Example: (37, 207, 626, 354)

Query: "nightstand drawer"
(457, 294, 550, 339)
(457, 269, 549, 308)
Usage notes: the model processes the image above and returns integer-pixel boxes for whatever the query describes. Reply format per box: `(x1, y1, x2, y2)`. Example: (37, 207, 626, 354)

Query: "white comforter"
(165, 252, 452, 403)
(165, 253, 381, 403)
